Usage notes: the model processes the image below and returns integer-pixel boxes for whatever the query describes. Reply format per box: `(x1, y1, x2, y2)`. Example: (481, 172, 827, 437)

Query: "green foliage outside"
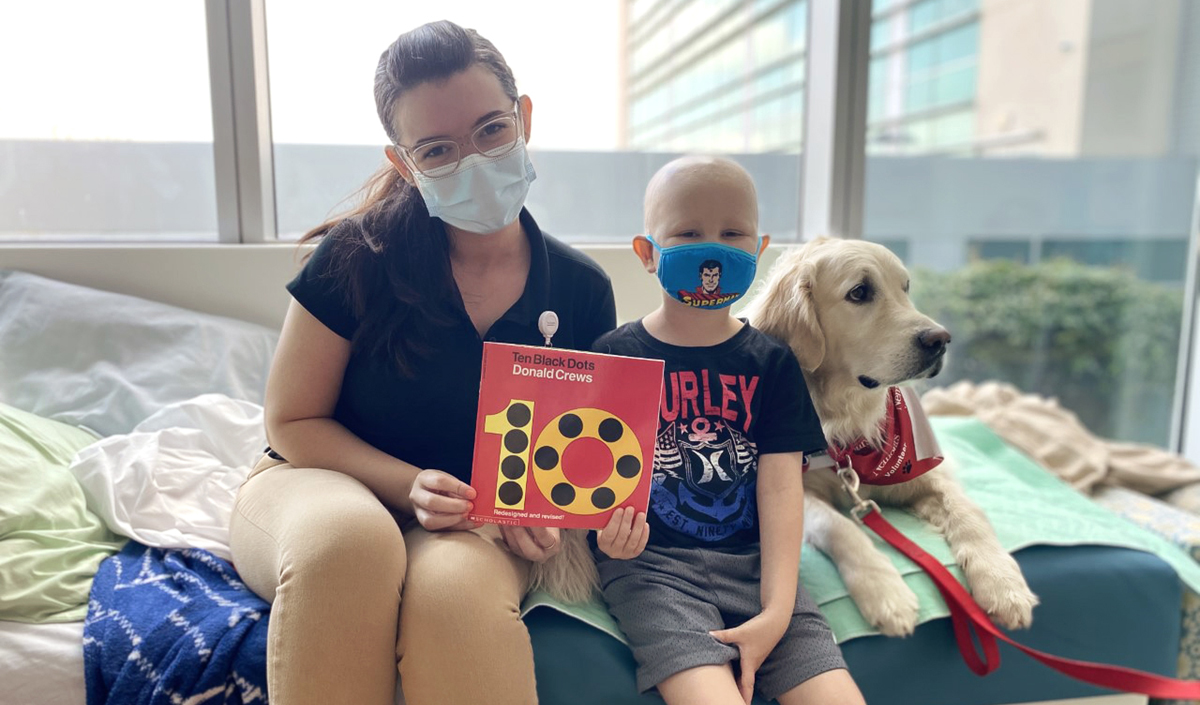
(910, 258, 1184, 446)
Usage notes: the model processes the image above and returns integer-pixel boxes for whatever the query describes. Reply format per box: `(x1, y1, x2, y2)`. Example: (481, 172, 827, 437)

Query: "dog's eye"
(903, 280, 910, 294)
(846, 284, 871, 303)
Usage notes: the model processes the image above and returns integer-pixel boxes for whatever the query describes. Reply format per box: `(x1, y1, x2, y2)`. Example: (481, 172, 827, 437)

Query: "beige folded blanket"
(921, 380, 1200, 496)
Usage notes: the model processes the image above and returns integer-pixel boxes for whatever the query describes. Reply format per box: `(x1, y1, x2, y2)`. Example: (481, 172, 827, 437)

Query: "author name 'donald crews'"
(510, 350, 596, 383)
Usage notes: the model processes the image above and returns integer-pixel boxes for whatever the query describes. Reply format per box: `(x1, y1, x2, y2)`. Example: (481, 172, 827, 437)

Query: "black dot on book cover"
(507, 403, 531, 427)
(535, 446, 559, 470)
(591, 487, 616, 509)
(598, 418, 623, 443)
(551, 483, 576, 505)
(504, 430, 528, 454)
(501, 455, 526, 479)
(558, 414, 583, 438)
(616, 455, 641, 478)
(498, 482, 523, 505)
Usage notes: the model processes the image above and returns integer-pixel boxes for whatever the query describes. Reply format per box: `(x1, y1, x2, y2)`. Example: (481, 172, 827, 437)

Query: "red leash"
(838, 468, 1200, 698)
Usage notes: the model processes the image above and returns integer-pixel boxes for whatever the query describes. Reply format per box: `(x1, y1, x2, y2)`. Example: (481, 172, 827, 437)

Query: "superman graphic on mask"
(678, 259, 733, 304)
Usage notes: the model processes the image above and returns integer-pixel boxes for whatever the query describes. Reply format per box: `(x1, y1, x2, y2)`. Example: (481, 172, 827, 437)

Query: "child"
(592, 156, 865, 705)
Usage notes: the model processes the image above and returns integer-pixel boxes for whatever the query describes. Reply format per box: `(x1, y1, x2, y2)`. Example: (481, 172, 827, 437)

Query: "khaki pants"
(229, 456, 536, 705)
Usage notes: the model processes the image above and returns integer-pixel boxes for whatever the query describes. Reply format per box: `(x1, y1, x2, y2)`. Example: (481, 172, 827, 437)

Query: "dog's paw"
(865, 590, 921, 637)
(845, 564, 921, 637)
(970, 562, 1039, 630)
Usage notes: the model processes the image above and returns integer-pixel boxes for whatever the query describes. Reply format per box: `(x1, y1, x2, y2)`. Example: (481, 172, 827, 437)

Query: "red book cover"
(469, 342, 664, 529)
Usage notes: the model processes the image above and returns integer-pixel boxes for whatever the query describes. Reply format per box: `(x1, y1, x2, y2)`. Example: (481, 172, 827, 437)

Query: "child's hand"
(596, 507, 649, 560)
(710, 610, 790, 704)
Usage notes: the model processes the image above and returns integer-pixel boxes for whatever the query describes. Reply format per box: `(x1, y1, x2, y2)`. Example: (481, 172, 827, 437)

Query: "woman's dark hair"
(299, 20, 519, 375)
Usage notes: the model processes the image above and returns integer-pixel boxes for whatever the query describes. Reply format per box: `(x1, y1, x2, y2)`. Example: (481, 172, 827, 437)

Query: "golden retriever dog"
(742, 237, 1038, 636)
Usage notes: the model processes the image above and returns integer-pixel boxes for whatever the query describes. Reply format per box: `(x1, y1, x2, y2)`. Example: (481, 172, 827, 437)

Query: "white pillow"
(68, 394, 265, 559)
(0, 270, 278, 436)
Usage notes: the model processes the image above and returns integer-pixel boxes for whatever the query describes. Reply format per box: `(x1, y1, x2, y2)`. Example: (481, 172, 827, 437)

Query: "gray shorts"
(596, 543, 847, 700)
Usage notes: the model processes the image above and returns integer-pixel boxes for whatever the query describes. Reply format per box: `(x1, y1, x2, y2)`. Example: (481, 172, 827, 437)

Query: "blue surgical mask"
(649, 237, 760, 309)
(413, 138, 537, 234)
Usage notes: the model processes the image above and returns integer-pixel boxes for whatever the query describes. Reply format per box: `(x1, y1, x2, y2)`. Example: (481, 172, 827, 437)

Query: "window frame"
(206, 0, 276, 243)
(191, 0, 1200, 457)
(206, 0, 871, 244)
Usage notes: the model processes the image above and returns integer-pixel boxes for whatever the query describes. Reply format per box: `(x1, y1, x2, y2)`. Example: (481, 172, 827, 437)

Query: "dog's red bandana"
(808, 386, 944, 485)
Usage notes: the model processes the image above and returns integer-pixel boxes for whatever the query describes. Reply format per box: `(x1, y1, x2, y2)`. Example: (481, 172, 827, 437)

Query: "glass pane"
(931, 110, 974, 146)
(631, 0, 663, 24)
(872, 17, 893, 51)
(606, 0, 808, 241)
(943, 0, 980, 19)
(634, 0, 740, 82)
(865, 0, 1200, 447)
(934, 65, 976, 107)
(267, 0, 807, 243)
(905, 77, 933, 113)
(908, 39, 937, 75)
(0, 1, 216, 241)
(869, 58, 888, 123)
(910, 0, 941, 34)
(939, 22, 979, 63)
(905, 118, 935, 150)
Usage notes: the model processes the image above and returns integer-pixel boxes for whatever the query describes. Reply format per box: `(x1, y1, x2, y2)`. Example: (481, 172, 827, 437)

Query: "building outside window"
(2, 0, 1198, 448)
(861, 0, 1200, 446)
(0, 1, 217, 241)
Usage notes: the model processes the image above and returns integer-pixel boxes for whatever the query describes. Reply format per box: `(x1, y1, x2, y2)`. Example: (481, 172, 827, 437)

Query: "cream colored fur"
(528, 530, 598, 604)
(743, 237, 1039, 636)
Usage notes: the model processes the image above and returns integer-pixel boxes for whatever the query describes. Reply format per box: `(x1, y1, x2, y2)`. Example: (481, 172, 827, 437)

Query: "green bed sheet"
(522, 417, 1200, 644)
(0, 403, 126, 623)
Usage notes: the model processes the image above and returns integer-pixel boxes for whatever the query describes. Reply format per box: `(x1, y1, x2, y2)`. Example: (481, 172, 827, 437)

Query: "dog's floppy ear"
(747, 248, 826, 371)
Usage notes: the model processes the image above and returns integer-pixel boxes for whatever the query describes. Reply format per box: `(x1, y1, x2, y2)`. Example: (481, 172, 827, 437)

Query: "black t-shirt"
(286, 209, 617, 483)
(592, 320, 826, 549)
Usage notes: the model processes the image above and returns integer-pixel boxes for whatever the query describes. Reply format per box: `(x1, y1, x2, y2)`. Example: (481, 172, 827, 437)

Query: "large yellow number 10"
(483, 399, 645, 515)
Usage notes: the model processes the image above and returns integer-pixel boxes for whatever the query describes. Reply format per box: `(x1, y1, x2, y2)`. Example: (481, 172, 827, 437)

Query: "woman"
(229, 20, 616, 705)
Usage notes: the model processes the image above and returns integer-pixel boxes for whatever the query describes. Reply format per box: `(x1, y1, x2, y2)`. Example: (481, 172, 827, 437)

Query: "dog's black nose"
(917, 327, 952, 352)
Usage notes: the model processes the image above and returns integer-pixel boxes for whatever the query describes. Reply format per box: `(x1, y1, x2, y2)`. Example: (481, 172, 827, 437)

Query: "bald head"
(644, 156, 759, 236)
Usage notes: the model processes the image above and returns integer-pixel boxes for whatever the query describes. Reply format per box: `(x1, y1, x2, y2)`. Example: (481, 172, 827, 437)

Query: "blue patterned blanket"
(83, 541, 269, 704)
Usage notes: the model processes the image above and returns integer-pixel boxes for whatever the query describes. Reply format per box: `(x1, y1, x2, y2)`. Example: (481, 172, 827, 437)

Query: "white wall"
(0, 244, 786, 330)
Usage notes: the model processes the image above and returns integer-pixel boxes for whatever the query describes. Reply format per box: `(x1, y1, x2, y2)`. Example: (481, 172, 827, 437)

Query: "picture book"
(468, 342, 664, 530)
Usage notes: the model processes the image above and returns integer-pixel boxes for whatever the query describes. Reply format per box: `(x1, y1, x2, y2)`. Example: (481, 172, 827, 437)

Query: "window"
(269, 0, 808, 243)
(0, 1, 217, 241)
(910, 0, 978, 35)
(266, 0, 628, 240)
(940, 22, 978, 62)
(871, 17, 893, 51)
(901, 24, 978, 114)
(864, 0, 1200, 447)
(908, 39, 936, 74)
(909, 0, 941, 34)
(8, 0, 1200, 453)
(969, 239, 1032, 264)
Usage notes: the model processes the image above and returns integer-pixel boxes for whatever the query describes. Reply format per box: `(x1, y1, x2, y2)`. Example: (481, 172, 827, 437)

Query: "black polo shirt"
(286, 210, 617, 483)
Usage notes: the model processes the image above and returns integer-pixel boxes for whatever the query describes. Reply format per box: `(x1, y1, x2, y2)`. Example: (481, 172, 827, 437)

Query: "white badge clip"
(538, 310, 559, 347)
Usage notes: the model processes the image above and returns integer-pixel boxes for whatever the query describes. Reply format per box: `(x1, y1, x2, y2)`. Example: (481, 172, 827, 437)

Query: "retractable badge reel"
(538, 310, 559, 347)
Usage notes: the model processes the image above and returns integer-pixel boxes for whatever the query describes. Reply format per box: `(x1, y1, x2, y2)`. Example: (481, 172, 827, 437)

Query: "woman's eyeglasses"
(397, 104, 522, 178)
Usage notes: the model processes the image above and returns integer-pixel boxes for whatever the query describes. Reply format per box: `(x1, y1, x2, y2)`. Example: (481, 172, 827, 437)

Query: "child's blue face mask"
(648, 237, 760, 309)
